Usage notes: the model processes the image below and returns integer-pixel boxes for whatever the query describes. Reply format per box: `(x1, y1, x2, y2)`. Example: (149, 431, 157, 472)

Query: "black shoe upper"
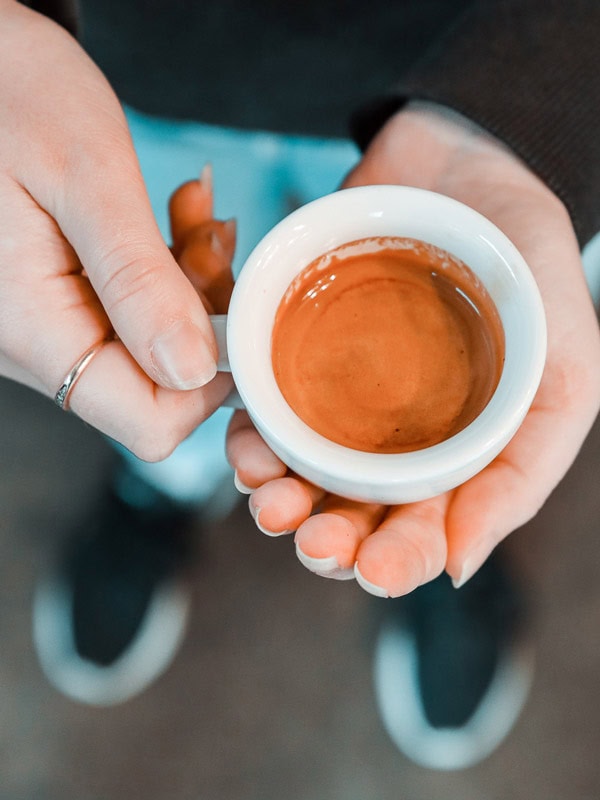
(384, 553, 524, 728)
(65, 488, 196, 666)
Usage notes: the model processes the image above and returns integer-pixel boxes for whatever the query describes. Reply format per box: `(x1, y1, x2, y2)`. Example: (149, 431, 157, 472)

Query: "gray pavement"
(0, 374, 599, 800)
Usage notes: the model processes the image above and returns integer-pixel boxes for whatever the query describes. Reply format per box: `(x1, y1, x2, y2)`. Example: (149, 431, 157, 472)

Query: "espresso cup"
(211, 185, 546, 504)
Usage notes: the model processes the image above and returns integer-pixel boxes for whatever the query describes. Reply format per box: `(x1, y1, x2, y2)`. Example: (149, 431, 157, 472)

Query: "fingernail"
(221, 219, 237, 262)
(151, 320, 217, 390)
(248, 498, 291, 537)
(451, 539, 495, 589)
(199, 163, 212, 190)
(209, 229, 226, 256)
(295, 543, 355, 580)
(452, 566, 471, 590)
(451, 558, 478, 590)
(234, 471, 254, 495)
(354, 563, 389, 597)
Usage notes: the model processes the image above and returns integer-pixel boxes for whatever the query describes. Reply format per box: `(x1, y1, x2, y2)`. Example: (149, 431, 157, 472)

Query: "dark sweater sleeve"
(351, 0, 600, 247)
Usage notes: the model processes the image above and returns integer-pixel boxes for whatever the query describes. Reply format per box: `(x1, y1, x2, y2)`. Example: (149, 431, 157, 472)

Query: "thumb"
(22, 115, 217, 391)
(2, 3, 216, 390)
(64, 144, 217, 390)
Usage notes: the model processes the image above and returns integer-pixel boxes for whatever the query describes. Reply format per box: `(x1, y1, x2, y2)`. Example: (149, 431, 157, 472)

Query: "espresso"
(271, 237, 505, 454)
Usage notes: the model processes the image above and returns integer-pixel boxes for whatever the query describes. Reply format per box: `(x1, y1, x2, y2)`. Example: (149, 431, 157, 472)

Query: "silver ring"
(54, 337, 112, 411)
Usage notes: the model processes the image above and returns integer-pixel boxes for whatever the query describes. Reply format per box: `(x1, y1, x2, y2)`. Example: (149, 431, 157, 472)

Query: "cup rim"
(227, 185, 547, 502)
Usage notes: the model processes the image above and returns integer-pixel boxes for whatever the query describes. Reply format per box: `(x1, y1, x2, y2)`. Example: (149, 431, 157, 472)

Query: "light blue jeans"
(118, 106, 359, 509)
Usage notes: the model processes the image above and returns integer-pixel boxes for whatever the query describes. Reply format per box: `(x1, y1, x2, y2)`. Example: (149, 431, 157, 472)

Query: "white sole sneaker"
(33, 571, 190, 706)
(373, 620, 534, 770)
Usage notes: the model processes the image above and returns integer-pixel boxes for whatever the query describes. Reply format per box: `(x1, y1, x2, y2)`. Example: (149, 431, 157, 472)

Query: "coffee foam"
(272, 238, 505, 454)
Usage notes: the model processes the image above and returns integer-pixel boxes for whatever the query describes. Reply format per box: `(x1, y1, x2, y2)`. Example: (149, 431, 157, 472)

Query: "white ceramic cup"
(211, 185, 547, 504)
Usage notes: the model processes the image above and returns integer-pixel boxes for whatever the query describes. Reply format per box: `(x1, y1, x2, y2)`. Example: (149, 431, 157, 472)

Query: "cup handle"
(210, 314, 231, 372)
(209, 314, 245, 409)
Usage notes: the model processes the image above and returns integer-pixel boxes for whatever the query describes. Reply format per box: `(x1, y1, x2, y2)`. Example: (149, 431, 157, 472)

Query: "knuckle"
(124, 409, 193, 463)
(96, 246, 166, 315)
(127, 428, 180, 463)
(405, 531, 445, 583)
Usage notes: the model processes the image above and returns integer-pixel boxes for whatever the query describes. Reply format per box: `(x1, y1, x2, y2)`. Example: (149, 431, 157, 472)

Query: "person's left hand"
(226, 103, 600, 596)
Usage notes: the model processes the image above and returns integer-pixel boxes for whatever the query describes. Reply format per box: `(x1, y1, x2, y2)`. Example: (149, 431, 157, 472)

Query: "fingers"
(169, 167, 215, 245)
(293, 494, 448, 594)
(227, 411, 325, 534)
(54, 145, 218, 392)
(226, 407, 450, 594)
(169, 170, 236, 314)
(295, 499, 386, 579)
(0, 178, 109, 391)
(249, 477, 318, 536)
(443, 204, 600, 586)
(177, 220, 237, 314)
(227, 411, 288, 490)
(0, 178, 234, 459)
(61, 169, 240, 455)
(247, 475, 448, 595)
(226, 410, 326, 533)
(0, 3, 240, 450)
(65, 339, 234, 461)
(446, 370, 600, 587)
(354, 494, 449, 596)
(2, 14, 218, 392)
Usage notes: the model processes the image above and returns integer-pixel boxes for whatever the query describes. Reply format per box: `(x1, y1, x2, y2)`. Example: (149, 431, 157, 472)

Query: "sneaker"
(373, 553, 534, 770)
(33, 484, 196, 706)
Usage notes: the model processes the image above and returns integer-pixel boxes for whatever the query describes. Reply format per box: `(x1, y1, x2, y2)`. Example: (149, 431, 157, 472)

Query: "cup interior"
(227, 185, 546, 503)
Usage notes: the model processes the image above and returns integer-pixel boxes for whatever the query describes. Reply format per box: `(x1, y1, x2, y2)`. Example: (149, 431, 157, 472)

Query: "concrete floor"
(0, 372, 599, 800)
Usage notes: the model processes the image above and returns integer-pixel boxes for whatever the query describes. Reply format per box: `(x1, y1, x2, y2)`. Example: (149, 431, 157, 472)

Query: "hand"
(0, 2, 233, 460)
(226, 102, 600, 596)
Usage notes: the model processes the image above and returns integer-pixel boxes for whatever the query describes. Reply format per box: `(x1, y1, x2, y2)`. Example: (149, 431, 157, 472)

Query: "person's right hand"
(0, 1, 232, 460)
(226, 102, 600, 596)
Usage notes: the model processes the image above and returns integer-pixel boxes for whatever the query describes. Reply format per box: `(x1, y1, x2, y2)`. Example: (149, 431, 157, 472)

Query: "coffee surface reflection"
(271, 237, 505, 453)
